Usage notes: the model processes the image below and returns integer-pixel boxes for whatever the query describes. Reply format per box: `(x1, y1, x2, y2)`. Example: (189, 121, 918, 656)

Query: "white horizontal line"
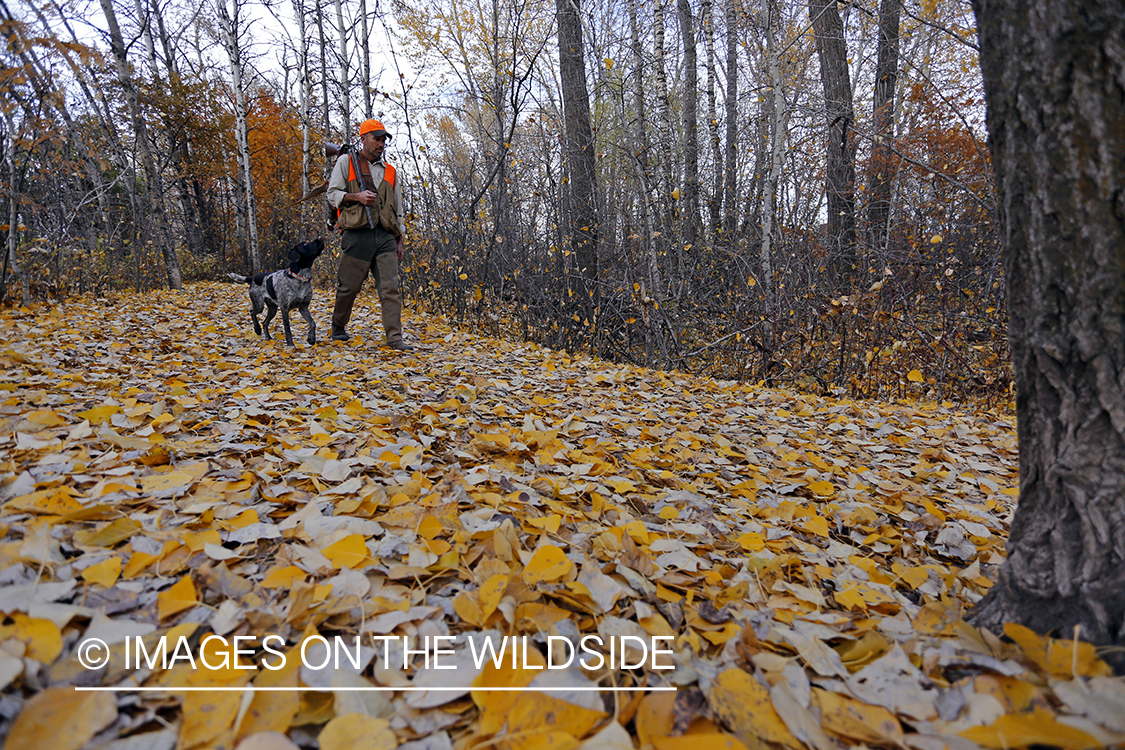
(75, 686, 676, 692)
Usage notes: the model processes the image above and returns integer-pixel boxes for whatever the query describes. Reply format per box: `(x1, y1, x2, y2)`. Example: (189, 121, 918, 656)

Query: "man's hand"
(396, 238, 405, 263)
(345, 190, 378, 206)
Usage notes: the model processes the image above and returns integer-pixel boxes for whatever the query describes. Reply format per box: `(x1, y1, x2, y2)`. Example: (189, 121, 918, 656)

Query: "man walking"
(327, 119, 412, 350)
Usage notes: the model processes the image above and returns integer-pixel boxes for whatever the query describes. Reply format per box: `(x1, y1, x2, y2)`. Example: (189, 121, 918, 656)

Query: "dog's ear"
(307, 239, 325, 256)
(287, 246, 302, 264)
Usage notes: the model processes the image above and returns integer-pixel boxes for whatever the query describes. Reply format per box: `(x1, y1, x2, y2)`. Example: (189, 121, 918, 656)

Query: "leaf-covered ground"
(1, 282, 1123, 750)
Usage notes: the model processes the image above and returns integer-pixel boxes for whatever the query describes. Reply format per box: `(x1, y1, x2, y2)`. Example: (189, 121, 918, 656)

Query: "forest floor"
(0, 282, 1122, 750)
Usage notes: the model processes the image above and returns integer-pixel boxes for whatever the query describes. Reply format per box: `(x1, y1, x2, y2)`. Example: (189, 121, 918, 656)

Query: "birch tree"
(217, 0, 262, 272)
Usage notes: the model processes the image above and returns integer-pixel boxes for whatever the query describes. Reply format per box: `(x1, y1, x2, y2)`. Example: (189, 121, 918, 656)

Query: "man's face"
(362, 132, 387, 161)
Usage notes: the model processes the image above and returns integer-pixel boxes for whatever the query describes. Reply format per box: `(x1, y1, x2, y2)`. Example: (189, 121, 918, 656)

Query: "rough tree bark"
(808, 0, 856, 290)
(970, 0, 1125, 670)
(555, 0, 598, 302)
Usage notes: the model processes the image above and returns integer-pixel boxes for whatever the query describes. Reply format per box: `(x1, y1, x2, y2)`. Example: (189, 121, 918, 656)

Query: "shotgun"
(348, 150, 377, 231)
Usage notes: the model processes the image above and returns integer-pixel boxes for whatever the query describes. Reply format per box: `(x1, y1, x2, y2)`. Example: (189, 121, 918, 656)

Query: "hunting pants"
(332, 227, 403, 343)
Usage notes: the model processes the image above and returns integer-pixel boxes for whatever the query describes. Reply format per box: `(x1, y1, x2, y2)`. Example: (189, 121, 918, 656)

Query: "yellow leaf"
(178, 690, 242, 749)
(416, 515, 443, 539)
(636, 692, 676, 747)
(75, 404, 120, 424)
(807, 480, 835, 497)
(453, 591, 485, 626)
(709, 668, 798, 746)
(658, 506, 679, 520)
(959, 707, 1100, 750)
(671, 188, 681, 200)
(3, 688, 117, 750)
(157, 575, 197, 620)
(931, 234, 943, 243)
(523, 544, 573, 585)
(0, 614, 63, 663)
(506, 692, 607, 750)
(140, 469, 194, 494)
(907, 369, 924, 382)
(261, 565, 308, 589)
(181, 529, 222, 552)
(814, 687, 903, 745)
(803, 514, 830, 537)
(473, 640, 546, 735)
(317, 713, 397, 750)
(1003, 622, 1112, 678)
(81, 557, 122, 588)
(477, 573, 509, 620)
(737, 532, 765, 552)
(654, 735, 750, 750)
(74, 517, 142, 548)
(322, 534, 369, 569)
(459, 273, 468, 280)
(525, 514, 562, 534)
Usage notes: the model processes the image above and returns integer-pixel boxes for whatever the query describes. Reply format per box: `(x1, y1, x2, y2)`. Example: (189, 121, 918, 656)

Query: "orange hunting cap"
(359, 119, 391, 141)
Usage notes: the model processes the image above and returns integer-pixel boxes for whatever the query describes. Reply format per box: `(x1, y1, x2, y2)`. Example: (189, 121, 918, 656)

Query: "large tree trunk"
(867, 0, 900, 256)
(555, 0, 598, 304)
(970, 0, 1125, 670)
(808, 0, 856, 291)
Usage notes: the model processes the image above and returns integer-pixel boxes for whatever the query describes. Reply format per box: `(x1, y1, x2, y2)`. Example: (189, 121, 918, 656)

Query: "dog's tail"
(227, 272, 251, 284)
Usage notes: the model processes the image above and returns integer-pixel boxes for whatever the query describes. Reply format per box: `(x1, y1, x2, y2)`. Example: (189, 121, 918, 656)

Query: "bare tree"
(99, 0, 182, 288)
(555, 0, 598, 301)
(867, 0, 900, 255)
(808, 0, 857, 289)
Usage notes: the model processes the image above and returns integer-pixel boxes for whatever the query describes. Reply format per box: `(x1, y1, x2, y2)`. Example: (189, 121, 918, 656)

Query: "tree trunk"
(759, 0, 787, 306)
(98, 0, 182, 289)
(808, 0, 856, 290)
(218, 0, 262, 272)
(722, 0, 738, 237)
(867, 0, 900, 256)
(970, 0, 1125, 670)
(334, 0, 352, 133)
(702, 0, 722, 238)
(677, 0, 699, 256)
(359, 0, 371, 119)
(555, 0, 598, 303)
(653, 0, 676, 279)
(294, 0, 312, 226)
(626, 0, 661, 300)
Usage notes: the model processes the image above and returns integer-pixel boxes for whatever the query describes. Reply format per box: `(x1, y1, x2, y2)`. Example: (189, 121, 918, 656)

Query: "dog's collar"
(287, 268, 311, 282)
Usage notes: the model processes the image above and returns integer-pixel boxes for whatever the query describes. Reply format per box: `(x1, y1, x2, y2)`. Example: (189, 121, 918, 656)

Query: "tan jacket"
(326, 153, 406, 237)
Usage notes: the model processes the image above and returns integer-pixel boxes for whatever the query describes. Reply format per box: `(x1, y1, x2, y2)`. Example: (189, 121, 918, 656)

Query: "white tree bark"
(217, 0, 261, 272)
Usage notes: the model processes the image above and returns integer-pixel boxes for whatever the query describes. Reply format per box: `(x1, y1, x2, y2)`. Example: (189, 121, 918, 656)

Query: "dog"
(228, 238, 325, 347)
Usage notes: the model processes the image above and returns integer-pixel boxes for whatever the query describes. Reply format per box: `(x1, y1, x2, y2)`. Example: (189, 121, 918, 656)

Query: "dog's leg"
(281, 307, 295, 347)
(299, 304, 316, 345)
(251, 302, 263, 336)
(262, 302, 277, 341)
